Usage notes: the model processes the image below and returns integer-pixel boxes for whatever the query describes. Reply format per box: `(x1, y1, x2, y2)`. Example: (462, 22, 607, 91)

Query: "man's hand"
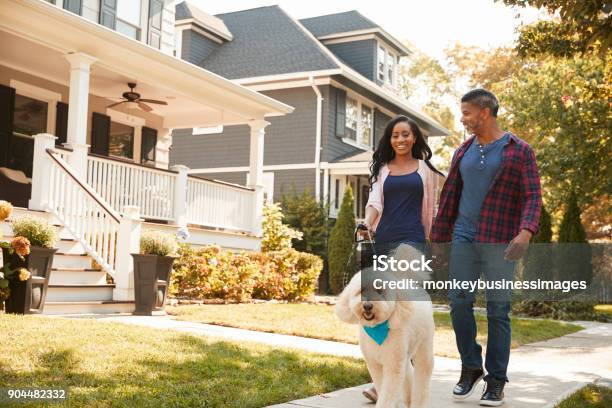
(504, 229, 533, 261)
(431, 243, 448, 270)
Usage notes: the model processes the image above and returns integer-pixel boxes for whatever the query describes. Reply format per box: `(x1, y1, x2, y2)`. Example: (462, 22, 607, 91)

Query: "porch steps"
(2, 208, 135, 315)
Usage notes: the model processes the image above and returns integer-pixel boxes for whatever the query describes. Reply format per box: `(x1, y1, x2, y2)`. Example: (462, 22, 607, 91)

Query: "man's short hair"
(461, 89, 499, 117)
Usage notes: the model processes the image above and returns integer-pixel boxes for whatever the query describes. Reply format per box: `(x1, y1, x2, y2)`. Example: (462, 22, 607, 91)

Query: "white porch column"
(248, 119, 269, 237)
(113, 206, 142, 301)
(171, 164, 189, 228)
(64, 52, 97, 176)
(28, 133, 57, 211)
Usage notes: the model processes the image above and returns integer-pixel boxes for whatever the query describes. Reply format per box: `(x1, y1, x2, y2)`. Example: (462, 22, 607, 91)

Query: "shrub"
(327, 185, 356, 294)
(523, 206, 553, 282)
(170, 244, 322, 302)
(140, 230, 178, 257)
(280, 188, 329, 262)
(261, 203, 302, 252)
(0, 200, 13, 221)
(11, 216, 57, 248)
(556, 192, 593, 285)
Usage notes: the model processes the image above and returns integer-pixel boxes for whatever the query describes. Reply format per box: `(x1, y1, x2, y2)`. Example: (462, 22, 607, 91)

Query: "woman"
(359, 115, 444, 403)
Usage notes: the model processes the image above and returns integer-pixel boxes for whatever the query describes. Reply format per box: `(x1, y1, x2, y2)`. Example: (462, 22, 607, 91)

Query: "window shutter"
(0, 85, 16, 168)
(91, 112, 110, 156)
(335, 88, 346, 137)
(55, 101, 68, 146)
(148, 0, 164, 49)
(141, 126, 157, 165)
(100, 0, 117, 29)
(63, 0, 82, 15)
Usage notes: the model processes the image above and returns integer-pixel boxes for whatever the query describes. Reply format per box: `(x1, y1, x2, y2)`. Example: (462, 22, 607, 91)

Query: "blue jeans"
(448, 232, 516, 382)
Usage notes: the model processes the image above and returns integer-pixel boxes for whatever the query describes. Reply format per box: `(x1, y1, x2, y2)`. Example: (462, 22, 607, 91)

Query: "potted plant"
(0, 211, 58, 314)
(132, 230, 178, 316)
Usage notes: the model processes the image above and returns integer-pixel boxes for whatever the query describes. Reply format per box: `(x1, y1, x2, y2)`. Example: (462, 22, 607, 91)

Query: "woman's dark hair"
(369, 115, 444, 186)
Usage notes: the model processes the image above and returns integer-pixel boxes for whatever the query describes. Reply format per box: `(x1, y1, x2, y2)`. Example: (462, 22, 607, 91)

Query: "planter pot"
(131, 254, 175, 316)
(1, 246, 57, 314)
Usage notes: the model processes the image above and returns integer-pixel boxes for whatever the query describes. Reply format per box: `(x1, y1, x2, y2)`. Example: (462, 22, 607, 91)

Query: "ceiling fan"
(106, 82, 168, 112)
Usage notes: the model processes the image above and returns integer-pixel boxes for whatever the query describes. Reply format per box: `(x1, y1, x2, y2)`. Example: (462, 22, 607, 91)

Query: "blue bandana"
(363, 320, 390, 345)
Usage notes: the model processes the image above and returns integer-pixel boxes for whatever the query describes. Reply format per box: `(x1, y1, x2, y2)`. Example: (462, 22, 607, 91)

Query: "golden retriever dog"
(335, 244, 435, 408)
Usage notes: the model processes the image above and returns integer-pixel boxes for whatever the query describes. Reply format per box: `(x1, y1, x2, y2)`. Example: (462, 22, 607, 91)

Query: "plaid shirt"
(431, 133, 542, 243)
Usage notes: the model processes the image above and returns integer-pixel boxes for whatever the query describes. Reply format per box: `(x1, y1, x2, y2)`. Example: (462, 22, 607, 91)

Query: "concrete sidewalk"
(57, 314, 612, 408)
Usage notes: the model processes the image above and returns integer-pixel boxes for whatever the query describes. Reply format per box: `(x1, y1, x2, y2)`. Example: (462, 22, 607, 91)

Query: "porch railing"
(86, 155, 175, 221)
(46, 149, 121, 277)
(83, 154, 256, 233)
(186, 176, 254, 232)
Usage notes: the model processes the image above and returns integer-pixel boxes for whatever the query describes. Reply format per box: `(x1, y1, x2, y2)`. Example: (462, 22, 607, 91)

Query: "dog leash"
(342, 223, 377, 289)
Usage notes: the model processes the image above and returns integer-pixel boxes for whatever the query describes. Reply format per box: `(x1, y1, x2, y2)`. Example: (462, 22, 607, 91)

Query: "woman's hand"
(356, 223, 374, 241)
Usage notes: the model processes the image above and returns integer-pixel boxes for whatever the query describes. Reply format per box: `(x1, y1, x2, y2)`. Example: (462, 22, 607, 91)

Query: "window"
(361, 105, 373, 147)
(345, 96, 358, 141)
(116, 0, 141, 40)
(377, 46, 386, 81)
(109, 121, 134, 159)
(387, 51, 395, 85)
(13, 95, 48, 137)
(377, 43, 397, 85)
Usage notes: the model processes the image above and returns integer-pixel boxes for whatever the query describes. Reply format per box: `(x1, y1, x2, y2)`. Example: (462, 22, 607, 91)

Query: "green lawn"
(555, 385, 612, 408)
(166, 303, 583, 359)
(0, 314, 369, 408)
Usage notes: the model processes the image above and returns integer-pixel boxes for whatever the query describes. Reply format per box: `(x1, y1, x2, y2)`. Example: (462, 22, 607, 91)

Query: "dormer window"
(377, 43, 397, 86)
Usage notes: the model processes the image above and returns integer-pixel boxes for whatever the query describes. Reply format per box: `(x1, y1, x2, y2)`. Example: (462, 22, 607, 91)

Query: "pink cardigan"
(365, 160, 439, 239)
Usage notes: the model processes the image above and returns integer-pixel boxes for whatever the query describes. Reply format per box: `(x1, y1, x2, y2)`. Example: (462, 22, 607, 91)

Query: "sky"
(190, 0, 546, 60)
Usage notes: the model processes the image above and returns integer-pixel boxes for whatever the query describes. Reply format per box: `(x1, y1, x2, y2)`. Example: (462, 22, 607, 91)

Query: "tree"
(261, 203, 302, 252)
(327, 186, 356, 294)
(500, 0, 611, 57)
(556, 191, 593, 285)
(523, 206, 553, 282)
(280, 187, 328, 262)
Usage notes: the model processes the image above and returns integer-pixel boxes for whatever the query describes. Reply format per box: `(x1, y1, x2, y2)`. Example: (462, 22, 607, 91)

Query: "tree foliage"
(500, 0, 611, 57)
(261, 203, 303, 252)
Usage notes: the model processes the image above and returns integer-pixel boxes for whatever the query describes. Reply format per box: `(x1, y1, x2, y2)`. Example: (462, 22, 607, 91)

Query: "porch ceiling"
(0, 0, 294, 129)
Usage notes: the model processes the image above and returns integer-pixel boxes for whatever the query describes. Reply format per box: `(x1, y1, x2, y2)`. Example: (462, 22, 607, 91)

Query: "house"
(169, 2, 450, 220)
(0, 0, 293, 313)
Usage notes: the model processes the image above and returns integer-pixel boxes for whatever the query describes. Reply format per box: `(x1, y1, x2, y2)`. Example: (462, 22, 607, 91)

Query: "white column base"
(113, 206, 142, 302)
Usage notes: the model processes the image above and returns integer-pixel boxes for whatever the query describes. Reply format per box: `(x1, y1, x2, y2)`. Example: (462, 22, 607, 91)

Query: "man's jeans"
(448, 233, 516, 382)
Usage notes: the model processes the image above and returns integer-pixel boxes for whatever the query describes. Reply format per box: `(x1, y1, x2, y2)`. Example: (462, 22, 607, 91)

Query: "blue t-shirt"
(454, 133, 509, 241)
(375, 171, 425, 244)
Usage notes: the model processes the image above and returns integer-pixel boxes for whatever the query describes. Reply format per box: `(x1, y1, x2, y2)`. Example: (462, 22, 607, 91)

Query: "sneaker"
(479, 377, 505, 406)
(362, 386, 377, 403)
(452, 366, 484, 400)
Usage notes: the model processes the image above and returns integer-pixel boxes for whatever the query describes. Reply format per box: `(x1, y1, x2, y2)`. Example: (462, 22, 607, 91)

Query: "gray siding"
(170, 87, 318, 169)
(326, 39, 376, 81)
(181, 29, 220, 64)
(191, 172, 247, 186)
(374, 109, 391, 147)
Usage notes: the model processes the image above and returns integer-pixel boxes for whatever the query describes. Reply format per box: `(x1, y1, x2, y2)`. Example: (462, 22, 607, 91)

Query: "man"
(431, 89, 542, 406)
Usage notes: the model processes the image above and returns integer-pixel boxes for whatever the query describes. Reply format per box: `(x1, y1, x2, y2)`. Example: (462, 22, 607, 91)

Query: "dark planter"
(131, 254, 175, 316)
(2, 246, 57, 314)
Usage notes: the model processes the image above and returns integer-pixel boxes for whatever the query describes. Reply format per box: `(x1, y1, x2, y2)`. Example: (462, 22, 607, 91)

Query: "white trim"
(175, 22, 226, 44)
(193, 125, 224, 135)
(234, 69, 341, 85)
(188, 162, 317, 174)
(10, 79, 60, 136)
(174, 18, 233, 42)
(321, 34, 376, 45)
(246, 77, 330, 92)
(316, 28, 411, 55)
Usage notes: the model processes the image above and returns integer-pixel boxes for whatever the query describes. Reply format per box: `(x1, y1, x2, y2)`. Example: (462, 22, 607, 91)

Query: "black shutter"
(0, 85, 15, 168)
(141, 126, 157, 165)
(63, 0, 82, 15)
(335, 88, 346, 137)
(55, 101, 68, 146)
(100, 0, 117, 29)
(148, 0, 163, 49)
(91, 112, 110, 156)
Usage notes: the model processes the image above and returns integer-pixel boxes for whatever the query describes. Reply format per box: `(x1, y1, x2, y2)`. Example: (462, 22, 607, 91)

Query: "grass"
(0, 314, 369, 408)
(555, 385, 612, 408)
(166, 303, 584, 358)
